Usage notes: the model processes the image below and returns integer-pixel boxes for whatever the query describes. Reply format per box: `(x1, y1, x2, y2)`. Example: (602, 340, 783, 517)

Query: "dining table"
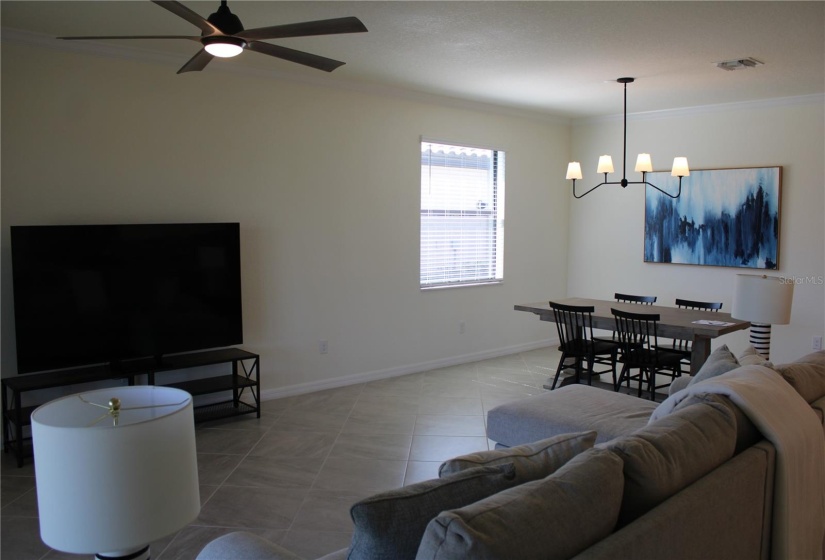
(515, 297, 751, 375)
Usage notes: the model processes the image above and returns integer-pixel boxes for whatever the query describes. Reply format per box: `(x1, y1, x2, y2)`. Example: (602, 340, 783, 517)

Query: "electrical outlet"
(319, 340, 328, 354)
(459, 321, 466, 334)
(813, 336, 823, 351)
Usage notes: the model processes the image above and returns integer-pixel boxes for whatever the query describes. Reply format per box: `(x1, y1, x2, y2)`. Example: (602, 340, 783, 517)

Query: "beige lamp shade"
(32, 386, 200, 558)
(597, 155, 614, 174)
(566, 162, 583, 180)
(635, 153, 653, 173)
(731, 274, 794, 325)
(671, 157, 690, 177)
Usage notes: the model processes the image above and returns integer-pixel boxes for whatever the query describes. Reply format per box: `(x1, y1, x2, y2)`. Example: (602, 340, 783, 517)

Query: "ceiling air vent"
(715, 57, 764, 71)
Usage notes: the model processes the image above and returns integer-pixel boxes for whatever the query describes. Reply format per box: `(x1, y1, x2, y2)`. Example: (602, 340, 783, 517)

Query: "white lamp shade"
(731, 274, 794, 325)
(566, 161, 583, 180)
(671, 157, 690, 177)
(32, 386, 200, 555)
(597, 155, 614, 174)
(635, 153, 653, 173)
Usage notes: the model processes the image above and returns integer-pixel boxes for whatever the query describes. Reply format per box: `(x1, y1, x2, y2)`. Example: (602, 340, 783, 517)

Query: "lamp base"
(749, 322, 772, 360)
(95, 545, 150, 560)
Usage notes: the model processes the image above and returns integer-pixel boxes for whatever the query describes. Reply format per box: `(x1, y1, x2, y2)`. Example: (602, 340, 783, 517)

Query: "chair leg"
(550, 352, 569, 390)
(614, 363, 628, 392)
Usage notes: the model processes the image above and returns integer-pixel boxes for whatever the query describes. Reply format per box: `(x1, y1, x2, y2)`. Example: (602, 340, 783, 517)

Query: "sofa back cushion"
(772, 350, 825, 404)
(348, 464, 519, 560)
(438, 430, 596, 481)
(415, 448, 624, 560)
(737, 344, 774, 368)
(605, 399, 737, 527)
(688, 344, 740, 386)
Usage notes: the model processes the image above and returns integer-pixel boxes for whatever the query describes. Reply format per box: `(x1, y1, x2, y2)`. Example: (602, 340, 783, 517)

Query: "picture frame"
(644, 166, 782, 269)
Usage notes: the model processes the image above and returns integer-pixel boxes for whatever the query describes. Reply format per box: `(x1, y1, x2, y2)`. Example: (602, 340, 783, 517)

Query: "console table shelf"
(2, 348, 260, 467)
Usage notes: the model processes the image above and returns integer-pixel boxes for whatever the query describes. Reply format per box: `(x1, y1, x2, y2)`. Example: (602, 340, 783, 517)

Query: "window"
(420, 140, 505, 288)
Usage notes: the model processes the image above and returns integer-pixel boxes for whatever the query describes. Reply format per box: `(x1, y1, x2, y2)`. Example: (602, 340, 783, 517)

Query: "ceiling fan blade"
(151, 0, 221, 35)
(247, 41, 345, 72)
(59, 35, 201, 41)
(238, 16, 367, 41)
(177, 48, 214, 74)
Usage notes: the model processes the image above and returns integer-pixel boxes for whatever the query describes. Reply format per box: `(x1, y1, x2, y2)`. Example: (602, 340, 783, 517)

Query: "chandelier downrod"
(566, 77, 689, 199)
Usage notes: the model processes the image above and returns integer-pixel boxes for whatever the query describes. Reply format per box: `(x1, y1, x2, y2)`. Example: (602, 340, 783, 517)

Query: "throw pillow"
(348, 464, 519, 560)
(438, 430, 596, 482)
(773, 350, 825, 403)
(606, 399, 736, 527)
(737, 345, 774, 368)
(416, 448, 624, 560)
(688, 344, 739, 386)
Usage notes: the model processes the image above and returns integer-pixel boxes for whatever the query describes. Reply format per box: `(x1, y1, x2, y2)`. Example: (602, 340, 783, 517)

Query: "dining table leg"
(690, 337, 712, 374)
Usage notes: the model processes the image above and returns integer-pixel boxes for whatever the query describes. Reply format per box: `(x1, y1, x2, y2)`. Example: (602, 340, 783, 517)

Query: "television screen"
(10, 223, 243, 374)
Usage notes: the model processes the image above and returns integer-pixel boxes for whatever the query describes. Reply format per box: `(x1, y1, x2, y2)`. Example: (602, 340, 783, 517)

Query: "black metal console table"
(2, 347, 260, 467)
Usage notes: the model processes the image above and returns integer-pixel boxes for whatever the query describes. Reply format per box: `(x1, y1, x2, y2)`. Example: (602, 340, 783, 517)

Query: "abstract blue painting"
(644, 167, 782, 269)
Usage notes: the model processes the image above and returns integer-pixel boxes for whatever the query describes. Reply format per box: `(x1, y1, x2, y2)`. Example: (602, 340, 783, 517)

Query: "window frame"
(419, 138, 505, 290)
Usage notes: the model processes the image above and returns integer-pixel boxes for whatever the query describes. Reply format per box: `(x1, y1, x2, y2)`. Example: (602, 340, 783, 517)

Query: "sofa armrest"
(196, 532, 307, 560)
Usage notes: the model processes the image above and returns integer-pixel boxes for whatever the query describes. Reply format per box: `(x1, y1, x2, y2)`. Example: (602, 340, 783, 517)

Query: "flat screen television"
(10, 223, 243, 374)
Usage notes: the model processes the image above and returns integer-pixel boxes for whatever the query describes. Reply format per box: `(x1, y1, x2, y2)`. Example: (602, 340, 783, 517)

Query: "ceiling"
(2, 1, 823, 120)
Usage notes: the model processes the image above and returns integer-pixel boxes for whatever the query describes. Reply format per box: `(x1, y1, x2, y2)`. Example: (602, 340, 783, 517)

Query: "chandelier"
(566, 77, 689, 199)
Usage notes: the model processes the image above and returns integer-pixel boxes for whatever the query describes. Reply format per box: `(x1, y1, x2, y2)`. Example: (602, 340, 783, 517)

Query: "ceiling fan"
(59, 0, 368, 74)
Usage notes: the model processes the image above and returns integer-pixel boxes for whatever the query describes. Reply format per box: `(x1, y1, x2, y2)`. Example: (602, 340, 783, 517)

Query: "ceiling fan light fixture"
(202, 36, 246, 58)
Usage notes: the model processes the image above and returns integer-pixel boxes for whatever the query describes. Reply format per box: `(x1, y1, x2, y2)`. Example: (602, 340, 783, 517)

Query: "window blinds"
(420, 141, 505, 288)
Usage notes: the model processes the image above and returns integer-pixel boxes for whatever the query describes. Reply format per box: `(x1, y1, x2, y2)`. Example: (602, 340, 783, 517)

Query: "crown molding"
(574, 93, 825, 126)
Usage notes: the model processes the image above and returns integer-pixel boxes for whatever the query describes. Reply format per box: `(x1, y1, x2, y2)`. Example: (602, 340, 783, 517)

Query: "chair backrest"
(675, 298, 722, 312)
(615, 293, 657, 305)
(550, 301, 595, 355)
(611, 307, 661, 363)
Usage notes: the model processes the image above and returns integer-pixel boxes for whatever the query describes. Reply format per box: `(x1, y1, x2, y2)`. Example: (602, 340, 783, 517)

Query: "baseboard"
(260, 338, 556, 402)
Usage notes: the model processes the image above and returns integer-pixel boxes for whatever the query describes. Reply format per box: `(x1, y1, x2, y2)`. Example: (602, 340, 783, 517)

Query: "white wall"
(1, 43, 570, 396)
(567, 97, 825, 364)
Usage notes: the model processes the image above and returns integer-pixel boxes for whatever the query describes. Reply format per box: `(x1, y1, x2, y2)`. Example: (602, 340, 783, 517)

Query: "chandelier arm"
(641, 176, 683, 199)
(572, 178, 626, 199)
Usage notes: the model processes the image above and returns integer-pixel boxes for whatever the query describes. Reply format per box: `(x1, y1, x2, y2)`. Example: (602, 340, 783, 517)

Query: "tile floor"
(1, 346, 640, 560)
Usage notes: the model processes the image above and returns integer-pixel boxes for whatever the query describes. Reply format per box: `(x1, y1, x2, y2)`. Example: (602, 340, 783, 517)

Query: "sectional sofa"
(196, 348, 825, 560)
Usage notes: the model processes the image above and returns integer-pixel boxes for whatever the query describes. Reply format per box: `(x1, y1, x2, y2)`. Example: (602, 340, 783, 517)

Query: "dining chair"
(615, 293, 657, 305)
(660, 299, 724, 366)
(592, 293, 658, 361)
(548, 302, 618, 390)
(611, 307, 683, 400)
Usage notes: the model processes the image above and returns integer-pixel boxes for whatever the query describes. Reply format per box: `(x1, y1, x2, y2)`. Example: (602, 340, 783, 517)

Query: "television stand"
(2, 348, 260, 467)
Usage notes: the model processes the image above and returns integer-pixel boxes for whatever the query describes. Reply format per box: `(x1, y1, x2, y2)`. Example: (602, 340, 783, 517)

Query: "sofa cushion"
(486, 385, 656, 446)
(196, 531, 307, 560)
(737, 344, 773, 368)
(672, 393, 762, 454)
(688, 344, 739, 386)
(348, 464, 519, 560)
(605, 398, 737, 527)
(415, 448, 624, 560)
(772, 350, 825, 404)
(438, 431, 596, 480)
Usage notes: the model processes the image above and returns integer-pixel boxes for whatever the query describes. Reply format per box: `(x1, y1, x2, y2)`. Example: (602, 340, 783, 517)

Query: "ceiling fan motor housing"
(206, 1, 243, 35)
